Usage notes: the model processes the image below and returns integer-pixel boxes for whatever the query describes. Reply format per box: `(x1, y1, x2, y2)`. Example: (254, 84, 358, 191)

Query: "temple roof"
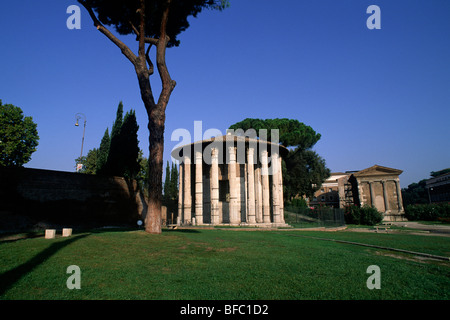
(171, 133, 288, 160)
(352, 165, 403, 177)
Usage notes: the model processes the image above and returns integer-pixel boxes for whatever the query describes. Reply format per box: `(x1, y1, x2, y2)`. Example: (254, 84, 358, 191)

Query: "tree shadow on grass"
(0, 234, 89, 297)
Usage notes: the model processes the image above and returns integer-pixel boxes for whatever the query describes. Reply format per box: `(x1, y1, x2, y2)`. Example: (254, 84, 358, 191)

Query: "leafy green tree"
(0, 100, 39, 167)
(78, 0, 229, 233)
(283, 149, 330, 200)
(229, 118, 330, 202)
(401, 179, 430, 207)
(75, 148, 98, 174)
(229, 118, 321, 150)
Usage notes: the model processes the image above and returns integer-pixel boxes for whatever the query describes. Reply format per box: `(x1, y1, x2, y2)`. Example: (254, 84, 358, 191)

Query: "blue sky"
(1, 0, 449, 187)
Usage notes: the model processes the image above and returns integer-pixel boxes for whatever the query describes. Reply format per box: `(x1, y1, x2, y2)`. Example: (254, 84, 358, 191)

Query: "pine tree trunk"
(145, 117, 164, 234)
(135, 68, 163, 234)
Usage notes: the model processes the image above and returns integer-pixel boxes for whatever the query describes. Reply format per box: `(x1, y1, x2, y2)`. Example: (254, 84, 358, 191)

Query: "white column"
(210, 148, 219, 224)
(247, 147, 256, 224)
(261, 149, 271, 224)
(255, 166, 263, 223)
(395, 179, 404, 212)
(271, 151, 281, 224)
(368, 181, 375, 207)
(195, 150, 203, 225)
(228, 146, 239, 225)
(183, 156, 192, 224)
(278, 155, 285, 223)
(382, 180, 389, 213)
(177, 163, 183, 225)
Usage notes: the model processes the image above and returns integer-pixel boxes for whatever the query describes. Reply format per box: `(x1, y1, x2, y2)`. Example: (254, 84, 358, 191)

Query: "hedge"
(405, 203, 450, 222)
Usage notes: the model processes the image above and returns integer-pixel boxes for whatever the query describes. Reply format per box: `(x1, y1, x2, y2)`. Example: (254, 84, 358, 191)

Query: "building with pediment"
(311, 165, 406, 222)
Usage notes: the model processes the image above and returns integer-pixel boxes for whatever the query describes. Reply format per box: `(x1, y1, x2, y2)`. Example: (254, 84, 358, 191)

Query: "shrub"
(344, 205, 382, 226)
(359, 205, 383, 226)
(344, 205, 360, 225)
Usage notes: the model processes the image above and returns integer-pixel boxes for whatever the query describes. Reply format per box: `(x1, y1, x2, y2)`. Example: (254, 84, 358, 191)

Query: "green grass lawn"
(0, 228, 449, 300)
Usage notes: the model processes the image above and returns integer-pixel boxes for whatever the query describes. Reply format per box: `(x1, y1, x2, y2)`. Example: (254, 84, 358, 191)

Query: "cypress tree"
(121, 109, 140, 178)
(163, 161, 171, 202)
(96, 128, 110, 175)
(170, 162, 179, 201)
(96, 102, 141, 178)
(105, 101, 124, 176)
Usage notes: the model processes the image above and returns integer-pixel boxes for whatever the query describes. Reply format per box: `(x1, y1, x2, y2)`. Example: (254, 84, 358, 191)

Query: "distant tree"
(98, 102, 141, 178)
(163, 161, 178, 201)
(402, 168, 450, 206)
(75, 148, 98, 174)
(96, 128, 110, 174)
(162, 160, 178, 219)
(430, 168, 450, 177)
(0, 100, 39, 167)
(170, 162, 179, 201)
(229, 118, 330, 202)
(402, 180, 429, 207)
(78, 0, 229, 234)
(163, 160, 171, 201)
(283, 149, 330, 200)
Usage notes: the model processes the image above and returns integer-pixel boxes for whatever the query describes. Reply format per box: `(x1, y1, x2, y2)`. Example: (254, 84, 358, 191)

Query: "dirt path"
(390, 221, 450, 236)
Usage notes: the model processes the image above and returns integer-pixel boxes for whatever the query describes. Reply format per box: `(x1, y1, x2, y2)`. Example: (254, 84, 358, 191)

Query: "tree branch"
(130, 20, 159, 46)
(146, 44, 154, 75)
(129, 21, 140, 41)
(145, 37, 159, 45)
(78, 0, 137, 65)
(138, 0, 146, 59)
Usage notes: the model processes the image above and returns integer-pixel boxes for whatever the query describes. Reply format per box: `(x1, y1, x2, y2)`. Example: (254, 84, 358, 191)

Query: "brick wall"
(0, 167, 147, 231)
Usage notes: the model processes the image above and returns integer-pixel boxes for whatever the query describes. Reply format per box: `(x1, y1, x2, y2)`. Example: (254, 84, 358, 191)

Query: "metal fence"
(284, 206, 346, 228)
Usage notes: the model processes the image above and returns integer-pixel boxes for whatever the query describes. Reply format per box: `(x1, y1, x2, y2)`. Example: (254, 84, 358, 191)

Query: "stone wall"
(0, 167, 147, 231)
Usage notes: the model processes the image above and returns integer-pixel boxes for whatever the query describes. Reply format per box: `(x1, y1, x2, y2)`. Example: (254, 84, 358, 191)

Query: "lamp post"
(75, 113, 86, 172)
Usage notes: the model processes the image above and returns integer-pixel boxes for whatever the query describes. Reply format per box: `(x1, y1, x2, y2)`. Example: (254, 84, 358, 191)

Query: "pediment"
(352, 165, 403, 177)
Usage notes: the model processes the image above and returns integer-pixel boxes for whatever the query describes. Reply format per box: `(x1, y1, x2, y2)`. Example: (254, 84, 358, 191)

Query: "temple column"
(247, 147, 256, 224)
(183, 155, 192, 224)
(177, 162, 183, 225)
(271, 151, 281, 224)
(368, 181, 375, 207)
(255, 165, 263, 223)
(278, 155, 285, 223)
(395, 179, 404, 212)
(210, 148, 220, 224)
(228, 146, 239, 225)
(195, 150, 203, 225)
(381, 180, 389, 212)
(261, 149, 271, 224)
